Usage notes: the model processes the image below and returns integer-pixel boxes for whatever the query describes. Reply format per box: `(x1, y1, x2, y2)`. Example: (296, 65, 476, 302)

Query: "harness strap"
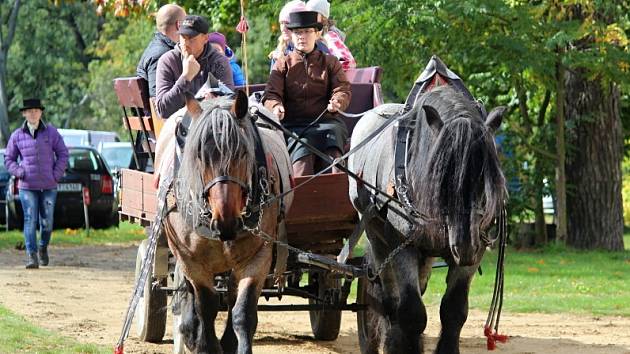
(393, 113, 424, 221)
(250, 105, 427, 221)
(203, 175, 250, 196)
(243, 117, 271, 229)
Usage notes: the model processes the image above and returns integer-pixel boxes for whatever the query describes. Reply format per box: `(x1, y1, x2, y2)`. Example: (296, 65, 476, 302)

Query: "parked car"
(0, 149, 22, 229)
(98, 141, 135, 171)
(59, 129, 120, 148)
(6, 146, 118, 229)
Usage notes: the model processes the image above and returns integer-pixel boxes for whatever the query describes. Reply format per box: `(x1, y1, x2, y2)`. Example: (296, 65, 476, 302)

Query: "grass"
(0, 221, 146, 251)
(0, 305, 109, 354)
(348, 232, 630, 317)
(424, 235, 630, 317)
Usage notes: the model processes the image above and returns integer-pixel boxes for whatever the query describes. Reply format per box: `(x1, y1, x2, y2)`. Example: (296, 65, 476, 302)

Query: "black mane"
(408, 85, 506, 229)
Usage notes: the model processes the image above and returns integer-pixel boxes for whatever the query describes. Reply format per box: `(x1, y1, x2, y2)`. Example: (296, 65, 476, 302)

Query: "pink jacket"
(324, 27, 356, 70)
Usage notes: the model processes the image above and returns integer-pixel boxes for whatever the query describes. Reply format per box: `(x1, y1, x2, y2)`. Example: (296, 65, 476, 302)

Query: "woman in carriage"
(264, 10, 351, 176)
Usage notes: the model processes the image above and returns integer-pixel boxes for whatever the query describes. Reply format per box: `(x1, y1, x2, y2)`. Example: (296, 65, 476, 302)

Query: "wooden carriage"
(113, 67, 384, 346)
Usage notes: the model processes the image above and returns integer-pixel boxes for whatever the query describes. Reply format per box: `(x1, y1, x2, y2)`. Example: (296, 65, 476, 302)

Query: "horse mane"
(408, 85, 506, 230)
(176, 97, 255, 226)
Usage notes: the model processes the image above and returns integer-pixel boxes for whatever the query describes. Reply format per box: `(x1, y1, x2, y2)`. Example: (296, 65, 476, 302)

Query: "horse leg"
(367, 222, 427, 354)
(229, 248, 270, 354)
(220, 274, 238, 354)
(382, 247, 427, 354)
(435, 265, 477, 354)
(180, 278, 222, 354)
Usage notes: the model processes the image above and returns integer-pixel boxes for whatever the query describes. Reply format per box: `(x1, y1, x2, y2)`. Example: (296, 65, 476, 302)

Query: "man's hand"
(182, 54, 200, 82)
(327, 98, 341, 113)
(273, 105, 285, 120)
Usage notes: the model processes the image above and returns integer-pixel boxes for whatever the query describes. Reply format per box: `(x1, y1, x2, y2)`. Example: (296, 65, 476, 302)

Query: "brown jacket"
(264, 49, 351, 125)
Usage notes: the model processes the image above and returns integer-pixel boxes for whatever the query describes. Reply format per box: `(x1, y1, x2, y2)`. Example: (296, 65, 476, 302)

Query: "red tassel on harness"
(484, 326, 508, 350)
(114, 345, 124, 354)
(236, 16, 249, 34)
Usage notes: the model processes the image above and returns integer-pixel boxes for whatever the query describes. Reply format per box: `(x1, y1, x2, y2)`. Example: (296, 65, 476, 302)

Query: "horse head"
(411, 86, 507, 266)
(178, 91, 255, 241)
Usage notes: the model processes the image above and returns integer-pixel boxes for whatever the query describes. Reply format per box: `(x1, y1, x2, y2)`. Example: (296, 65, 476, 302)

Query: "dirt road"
(1, 244, 629, 354)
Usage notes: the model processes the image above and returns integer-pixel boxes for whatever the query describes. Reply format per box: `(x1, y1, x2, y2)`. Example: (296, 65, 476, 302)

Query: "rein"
(484, 206, 508, 350)
(250, 105, 429, 222)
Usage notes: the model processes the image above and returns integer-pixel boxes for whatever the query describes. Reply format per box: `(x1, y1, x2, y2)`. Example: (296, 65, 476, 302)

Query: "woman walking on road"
(4, 98, 69, 269)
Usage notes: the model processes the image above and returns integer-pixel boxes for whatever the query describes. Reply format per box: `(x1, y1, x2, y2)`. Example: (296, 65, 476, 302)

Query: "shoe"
(39, 246, 49, 266)
(26, 252, 39, 269)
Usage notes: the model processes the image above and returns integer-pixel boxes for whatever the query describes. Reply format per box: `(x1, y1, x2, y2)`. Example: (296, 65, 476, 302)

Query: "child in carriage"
(264, 10, 351, 177)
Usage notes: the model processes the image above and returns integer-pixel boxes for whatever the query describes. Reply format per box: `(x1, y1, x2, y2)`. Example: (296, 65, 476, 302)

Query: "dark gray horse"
(349, 85, 507, 353)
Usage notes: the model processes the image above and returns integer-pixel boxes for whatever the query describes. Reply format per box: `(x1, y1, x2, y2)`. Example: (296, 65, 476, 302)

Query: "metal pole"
(3, 200, 8, 232)
(82, 186, 90, 237)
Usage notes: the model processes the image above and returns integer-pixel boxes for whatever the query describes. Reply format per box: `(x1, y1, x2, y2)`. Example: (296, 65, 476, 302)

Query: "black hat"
(286, 11, 323, 31)
(20, 98, 45, 111)
(178, 15, 210, 36)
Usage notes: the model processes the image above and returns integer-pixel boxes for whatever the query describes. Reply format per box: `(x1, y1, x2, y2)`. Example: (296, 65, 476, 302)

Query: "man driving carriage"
(263, 10, 351, 176)
(155, 14, 234, 119)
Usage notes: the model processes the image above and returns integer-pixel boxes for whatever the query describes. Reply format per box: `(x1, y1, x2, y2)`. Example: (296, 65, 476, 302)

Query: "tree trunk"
(564, 70, 624, 251)
(515, 78, 548, 246)
(555, 61, 568, 244)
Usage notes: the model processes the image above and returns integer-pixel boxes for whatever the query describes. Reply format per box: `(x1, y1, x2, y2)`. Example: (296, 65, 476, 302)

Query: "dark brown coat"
(264, 49, 351, 125)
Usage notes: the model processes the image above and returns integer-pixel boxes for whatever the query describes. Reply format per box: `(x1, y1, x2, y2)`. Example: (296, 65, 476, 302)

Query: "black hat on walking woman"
(20, 98, 45, 111)
(286, 11, 323, 31)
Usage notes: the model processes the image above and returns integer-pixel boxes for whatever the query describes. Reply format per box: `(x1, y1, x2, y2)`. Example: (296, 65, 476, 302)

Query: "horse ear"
(185, 95, 203, 119)
(485, 106, 507, 132)
(231, 90, 249, 121)
(422, 105, 443, 132)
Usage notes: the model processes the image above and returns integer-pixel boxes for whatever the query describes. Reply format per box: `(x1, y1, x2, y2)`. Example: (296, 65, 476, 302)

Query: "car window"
(100, 146, 133, 170)
(63, 134, 89, 147)
(90, 132, 119, 148)
(0, 152, 6, 173)
(68, 149, 99, 172)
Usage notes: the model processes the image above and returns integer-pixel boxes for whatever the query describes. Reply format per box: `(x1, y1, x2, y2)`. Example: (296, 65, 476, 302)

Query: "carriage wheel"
(308, 270, 342, 340)
(357, 276, 380, 354)
(172, 261, 190, 354)
(134, 238, 167, 342)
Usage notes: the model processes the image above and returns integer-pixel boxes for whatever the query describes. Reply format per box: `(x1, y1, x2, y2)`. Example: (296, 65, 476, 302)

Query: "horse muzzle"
(213, 217, 245, 241)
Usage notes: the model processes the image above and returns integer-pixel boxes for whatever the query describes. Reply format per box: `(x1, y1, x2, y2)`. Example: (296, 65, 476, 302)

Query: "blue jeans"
(19, 189, 57, 254)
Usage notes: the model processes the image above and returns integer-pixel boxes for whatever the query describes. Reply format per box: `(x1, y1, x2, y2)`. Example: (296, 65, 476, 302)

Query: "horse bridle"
(202, 175, 251, 199)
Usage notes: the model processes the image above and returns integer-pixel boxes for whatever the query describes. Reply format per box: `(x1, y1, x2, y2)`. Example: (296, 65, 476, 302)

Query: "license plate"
(58, 183, 82, 192)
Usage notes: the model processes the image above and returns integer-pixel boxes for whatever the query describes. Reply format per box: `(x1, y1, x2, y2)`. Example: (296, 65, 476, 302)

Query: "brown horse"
(163, 91, 293, 354)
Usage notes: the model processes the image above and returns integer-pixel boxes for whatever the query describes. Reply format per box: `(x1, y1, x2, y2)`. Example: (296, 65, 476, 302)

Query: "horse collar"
(242, 118, 272, 229)
(393, 115, 420, 220)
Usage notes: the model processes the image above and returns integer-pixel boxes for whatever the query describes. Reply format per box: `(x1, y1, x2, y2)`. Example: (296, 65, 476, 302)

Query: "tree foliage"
(4, 0, 100, 132)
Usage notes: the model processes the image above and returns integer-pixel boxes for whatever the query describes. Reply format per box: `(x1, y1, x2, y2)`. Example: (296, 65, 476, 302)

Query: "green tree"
(0, 0, 21, 146)
(4, 0, 101, 133)
(86, 16, 152, 135)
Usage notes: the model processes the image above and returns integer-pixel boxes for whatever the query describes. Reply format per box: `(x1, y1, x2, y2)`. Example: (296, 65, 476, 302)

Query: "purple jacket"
(4, 121, 69, 190)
